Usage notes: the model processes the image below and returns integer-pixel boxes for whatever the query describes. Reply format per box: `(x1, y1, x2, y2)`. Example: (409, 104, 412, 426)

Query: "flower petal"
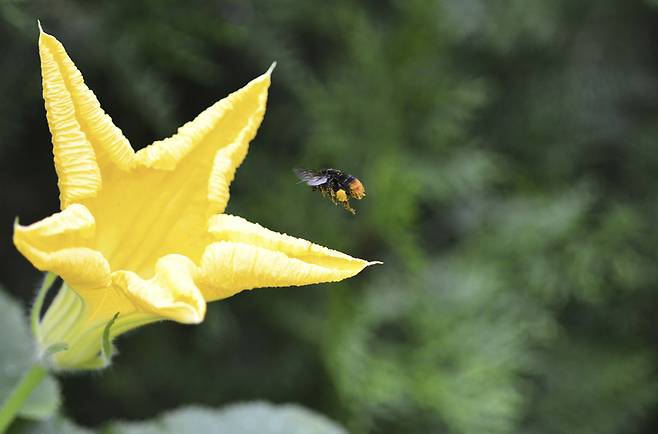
(83, 66, 274, 277)
(39, 29, 135, 207)
(134, 64, 274, 214)
(112, 254, 206, 324)
(198, 215, 380, 301)
(196, 241, 375, 301)
(13, 204, 111, 288)
(208, 214, 379, 267)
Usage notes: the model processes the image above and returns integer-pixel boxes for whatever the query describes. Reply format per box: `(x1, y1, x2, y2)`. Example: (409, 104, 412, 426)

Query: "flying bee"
(294, 168, 366, 214)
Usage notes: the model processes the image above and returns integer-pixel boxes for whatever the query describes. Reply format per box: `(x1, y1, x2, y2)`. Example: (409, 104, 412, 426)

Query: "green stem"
(0, 363, 47, 434)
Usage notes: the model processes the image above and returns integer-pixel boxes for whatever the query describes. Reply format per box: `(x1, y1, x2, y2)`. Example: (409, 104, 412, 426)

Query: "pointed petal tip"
(177, 305, 205, 324)
(266, 62, 277, 75)
(367, 260, 384, 266)
(37, 21, 57, 46)
(12, 216, 28, 234)
(37, 20, 53, 40)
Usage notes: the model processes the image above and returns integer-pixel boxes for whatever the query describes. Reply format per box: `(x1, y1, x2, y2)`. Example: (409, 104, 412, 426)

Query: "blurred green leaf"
(14, 415, 94, 434)
(103, 403, 348, 434)
(17, 377, 60, 420)
(526, 339, 658, 434)
(442, 0, 561, 52)
(0, 288, 60, 420)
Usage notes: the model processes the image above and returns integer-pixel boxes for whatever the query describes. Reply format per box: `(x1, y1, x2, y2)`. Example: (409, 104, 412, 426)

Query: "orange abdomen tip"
(349, 178, 366, 199)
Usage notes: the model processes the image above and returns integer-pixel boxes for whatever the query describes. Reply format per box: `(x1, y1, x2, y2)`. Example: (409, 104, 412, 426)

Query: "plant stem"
(0, 363, 47, 434)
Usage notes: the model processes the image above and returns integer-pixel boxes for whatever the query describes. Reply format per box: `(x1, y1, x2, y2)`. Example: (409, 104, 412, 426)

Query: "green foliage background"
(1, 0, 658, 433)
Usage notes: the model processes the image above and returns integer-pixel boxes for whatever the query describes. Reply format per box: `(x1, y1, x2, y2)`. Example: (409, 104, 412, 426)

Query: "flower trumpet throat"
(14, 27, 380, 370)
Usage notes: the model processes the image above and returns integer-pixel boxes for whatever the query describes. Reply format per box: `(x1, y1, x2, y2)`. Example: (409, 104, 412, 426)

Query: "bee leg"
(341, 199, 356, 215)
(327, 189, 340, 206)
(320, 188, 331, 202)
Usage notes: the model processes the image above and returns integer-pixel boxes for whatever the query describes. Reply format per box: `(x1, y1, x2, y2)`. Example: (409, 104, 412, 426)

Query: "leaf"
(18, 377, 60, 419)
(104, 403, 348, 434)
(0, 287, 60, 420)
(13, 415, 95, 434)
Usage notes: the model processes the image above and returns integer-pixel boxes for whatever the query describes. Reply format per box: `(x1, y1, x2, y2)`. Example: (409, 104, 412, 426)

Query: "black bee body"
(308, 168, 351, 192)
(294, 168, 366, 214)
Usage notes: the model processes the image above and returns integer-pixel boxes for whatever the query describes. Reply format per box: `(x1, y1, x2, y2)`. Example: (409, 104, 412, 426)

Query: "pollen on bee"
(348, 179, 365, 199)
(335, 188, 348, 202)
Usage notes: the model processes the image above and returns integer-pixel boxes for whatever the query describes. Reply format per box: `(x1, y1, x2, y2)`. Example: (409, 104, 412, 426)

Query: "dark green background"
(2, 1, 658, 433)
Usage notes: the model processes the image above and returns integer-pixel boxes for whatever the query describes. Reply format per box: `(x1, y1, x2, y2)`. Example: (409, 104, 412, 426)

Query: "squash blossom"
(13, 27, 379, 370)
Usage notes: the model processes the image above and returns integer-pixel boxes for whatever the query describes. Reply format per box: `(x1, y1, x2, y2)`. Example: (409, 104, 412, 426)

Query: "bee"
(294, 168, 366, 214)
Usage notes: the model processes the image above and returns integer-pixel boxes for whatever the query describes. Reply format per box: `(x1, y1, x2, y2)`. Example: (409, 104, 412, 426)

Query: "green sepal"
(71, 312, 120, 370)
(31, 273, 57, 340)
(41, 343, 68, 360)
(101, 312, 120, 363)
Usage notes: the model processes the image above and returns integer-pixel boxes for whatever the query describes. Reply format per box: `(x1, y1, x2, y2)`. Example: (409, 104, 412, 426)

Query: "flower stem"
(0, 363, 47, 434)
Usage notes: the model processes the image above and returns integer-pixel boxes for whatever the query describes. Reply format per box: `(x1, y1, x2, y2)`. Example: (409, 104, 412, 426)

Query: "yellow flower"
(13, 27, 379, 370)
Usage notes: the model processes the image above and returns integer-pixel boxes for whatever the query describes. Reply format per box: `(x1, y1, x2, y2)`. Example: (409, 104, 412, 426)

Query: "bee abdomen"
(348, 178, 365, 199)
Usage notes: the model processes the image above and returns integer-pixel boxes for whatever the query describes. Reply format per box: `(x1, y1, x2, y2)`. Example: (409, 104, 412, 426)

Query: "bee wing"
(293, 168, 329, 186)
